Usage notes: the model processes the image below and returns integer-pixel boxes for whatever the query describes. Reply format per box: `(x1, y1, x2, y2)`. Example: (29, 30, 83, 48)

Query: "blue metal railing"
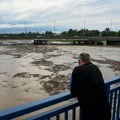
(0, 77, 120, 120)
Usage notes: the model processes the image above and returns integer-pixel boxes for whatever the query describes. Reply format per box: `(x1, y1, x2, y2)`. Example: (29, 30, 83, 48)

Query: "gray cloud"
(0, 0, 120, 32)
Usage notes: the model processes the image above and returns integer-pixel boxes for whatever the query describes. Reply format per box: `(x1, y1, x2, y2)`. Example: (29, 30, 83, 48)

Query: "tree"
(117, 31, 120, 36)
(102, 28, 110, 36)
(61, 31, 68, 36)
(45, 31, 53, 36)
(68, 29, 78, 36)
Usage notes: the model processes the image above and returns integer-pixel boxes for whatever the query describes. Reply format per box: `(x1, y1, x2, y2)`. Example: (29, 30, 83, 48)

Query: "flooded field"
(0, 41, 120, 110)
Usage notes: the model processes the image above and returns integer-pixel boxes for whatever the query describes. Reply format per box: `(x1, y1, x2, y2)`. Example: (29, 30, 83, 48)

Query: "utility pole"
(25, 20, 27, 37)
(25, 20, 28, 44)
(110, 21, 112, 37)
(54, 20, 56, 35)
(84, 20, 86, 37)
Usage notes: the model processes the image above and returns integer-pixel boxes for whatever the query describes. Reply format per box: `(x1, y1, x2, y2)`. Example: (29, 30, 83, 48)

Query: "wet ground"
(0, 43, 120, 110)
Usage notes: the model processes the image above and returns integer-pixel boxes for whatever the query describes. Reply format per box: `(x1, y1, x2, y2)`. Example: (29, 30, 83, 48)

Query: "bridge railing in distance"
(0, 77, 120, 120)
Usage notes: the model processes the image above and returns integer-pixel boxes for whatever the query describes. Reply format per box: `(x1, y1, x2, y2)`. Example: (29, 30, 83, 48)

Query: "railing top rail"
(105, 76, 120, 86)
(24, 100, 79, 120)
(0, 92, 71, 119)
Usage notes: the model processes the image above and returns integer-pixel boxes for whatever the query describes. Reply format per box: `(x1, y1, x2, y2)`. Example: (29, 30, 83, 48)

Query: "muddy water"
(0, 44, 120, 110)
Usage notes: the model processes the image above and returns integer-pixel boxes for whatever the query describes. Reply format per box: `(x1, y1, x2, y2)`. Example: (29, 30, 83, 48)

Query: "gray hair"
(79, 53, 91, 62)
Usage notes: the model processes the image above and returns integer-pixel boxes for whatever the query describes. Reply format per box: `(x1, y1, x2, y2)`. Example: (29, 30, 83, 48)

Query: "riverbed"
(0, 43, 120, 110)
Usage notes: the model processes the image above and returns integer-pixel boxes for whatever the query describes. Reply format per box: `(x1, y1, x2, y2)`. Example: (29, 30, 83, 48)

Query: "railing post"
(116, 89, 120, 119)
(72, 108, 76, 120)
(105, 84, 110, 100)
(79, 106, 82, 120)
(56, 114, 60, 120)
(64, 111, 68, 120)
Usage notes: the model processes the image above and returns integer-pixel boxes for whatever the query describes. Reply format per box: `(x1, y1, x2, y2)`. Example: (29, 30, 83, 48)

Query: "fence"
(0, 77, 120, 120)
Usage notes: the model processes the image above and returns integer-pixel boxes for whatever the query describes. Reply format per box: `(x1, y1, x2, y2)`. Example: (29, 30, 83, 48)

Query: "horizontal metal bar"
(105, 77, 120, 86)
(110, 87, 120, 93)
(24, 100, 79, 120)
(0, 92, 72, 119)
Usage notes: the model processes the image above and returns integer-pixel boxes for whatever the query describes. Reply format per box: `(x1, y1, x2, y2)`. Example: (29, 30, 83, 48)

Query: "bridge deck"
(0, 36, 120, 41)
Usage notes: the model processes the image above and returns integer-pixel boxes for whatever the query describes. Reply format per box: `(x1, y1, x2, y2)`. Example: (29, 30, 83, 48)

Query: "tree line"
(0, 27, 120, 37)
(61, 28, 120, 37)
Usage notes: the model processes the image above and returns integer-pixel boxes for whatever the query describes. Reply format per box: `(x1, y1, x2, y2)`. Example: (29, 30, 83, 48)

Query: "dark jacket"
(70, 62, 111, 120)
(70, 62, 108, 105)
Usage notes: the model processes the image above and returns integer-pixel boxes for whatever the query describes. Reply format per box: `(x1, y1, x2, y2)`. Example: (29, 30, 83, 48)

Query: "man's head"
(78, 53, 91, 65)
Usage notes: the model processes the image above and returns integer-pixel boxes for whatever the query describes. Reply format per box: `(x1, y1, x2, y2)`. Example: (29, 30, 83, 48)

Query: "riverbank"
(0, 44, 120, 110)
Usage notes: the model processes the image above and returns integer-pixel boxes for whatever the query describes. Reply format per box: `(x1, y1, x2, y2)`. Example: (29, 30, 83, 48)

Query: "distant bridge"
(33, 36, 120, 45)
(0, 36, 120, 45)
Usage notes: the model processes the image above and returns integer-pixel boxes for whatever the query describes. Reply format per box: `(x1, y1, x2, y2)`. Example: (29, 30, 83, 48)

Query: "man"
(70, 53, 111, 120)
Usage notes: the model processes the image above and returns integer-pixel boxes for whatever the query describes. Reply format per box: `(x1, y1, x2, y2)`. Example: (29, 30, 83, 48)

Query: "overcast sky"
(0, 0, 120, 33)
